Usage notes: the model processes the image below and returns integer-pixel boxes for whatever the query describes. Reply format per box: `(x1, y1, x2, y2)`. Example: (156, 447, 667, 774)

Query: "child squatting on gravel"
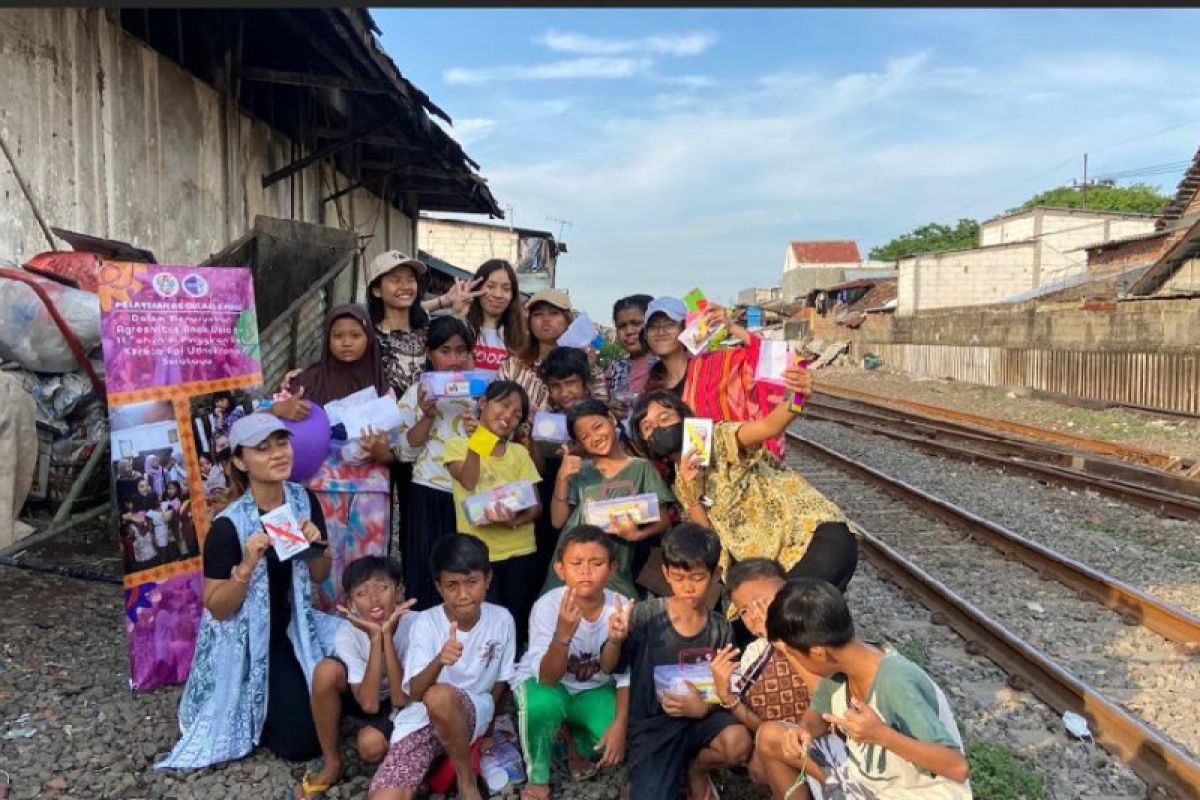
(601, 523, 752, 800)
(369, 534, 517, 800)
(513, 525, 632, 800)
(761, 578, 973, 800)
(294, 556, 418, 799)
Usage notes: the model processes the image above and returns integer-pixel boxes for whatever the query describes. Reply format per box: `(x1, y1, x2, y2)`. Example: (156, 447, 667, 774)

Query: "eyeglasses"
(646, 321, 680, 334)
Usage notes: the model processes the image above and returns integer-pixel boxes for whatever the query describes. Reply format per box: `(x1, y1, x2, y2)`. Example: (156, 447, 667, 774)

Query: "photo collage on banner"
(97, 263, 262, 691)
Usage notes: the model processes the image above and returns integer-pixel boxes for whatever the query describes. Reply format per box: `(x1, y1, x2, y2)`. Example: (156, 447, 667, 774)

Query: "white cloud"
(444, 57, 651, 84)
(442, 118, 496, 145)
(654, 74, 714, 88)
(461, 46, 1197, 320)
(537, 29, 717, 57)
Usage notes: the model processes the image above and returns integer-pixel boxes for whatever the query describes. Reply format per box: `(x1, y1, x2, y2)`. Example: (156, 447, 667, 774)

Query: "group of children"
(164, 249, 970, 799)
(309, 523, 971, 800)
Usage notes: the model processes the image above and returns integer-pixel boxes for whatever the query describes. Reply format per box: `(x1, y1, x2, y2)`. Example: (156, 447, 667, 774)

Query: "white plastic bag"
(0, 273, 100, 373)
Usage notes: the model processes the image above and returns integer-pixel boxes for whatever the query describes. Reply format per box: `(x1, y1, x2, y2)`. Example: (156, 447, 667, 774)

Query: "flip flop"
(285, 771, 333, 800)
(569, 758, 600, 782)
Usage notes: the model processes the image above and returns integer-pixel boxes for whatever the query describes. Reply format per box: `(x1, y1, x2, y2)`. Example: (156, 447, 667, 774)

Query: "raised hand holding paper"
(755, 339, 792, 387)
(682, 418, 713, 466)
(260, 504, 309, 561)
(557, 312, 599, 349)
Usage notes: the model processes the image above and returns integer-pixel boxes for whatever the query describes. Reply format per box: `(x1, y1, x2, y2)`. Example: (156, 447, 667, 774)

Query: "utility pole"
(1082, 153, 1088, 210)
(547, 216, 572, 242)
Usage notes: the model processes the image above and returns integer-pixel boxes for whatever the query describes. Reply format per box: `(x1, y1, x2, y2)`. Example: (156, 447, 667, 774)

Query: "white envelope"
(340, 395, 404, 440)
(324, 385, 380, 427)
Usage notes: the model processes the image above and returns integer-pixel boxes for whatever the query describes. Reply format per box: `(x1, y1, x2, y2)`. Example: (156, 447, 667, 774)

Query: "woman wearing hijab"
(269, 304, 394, 611)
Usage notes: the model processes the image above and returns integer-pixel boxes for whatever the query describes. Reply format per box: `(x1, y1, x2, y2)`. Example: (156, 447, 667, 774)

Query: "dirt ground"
(817, 364, 1200, 462)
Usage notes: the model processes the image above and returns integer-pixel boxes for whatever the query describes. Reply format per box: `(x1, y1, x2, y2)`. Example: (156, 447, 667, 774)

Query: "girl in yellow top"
(445, 380, 543, 644)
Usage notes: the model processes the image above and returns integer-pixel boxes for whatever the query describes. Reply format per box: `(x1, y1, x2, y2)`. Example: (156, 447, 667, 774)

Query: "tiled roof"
(789, 240, 861, 264)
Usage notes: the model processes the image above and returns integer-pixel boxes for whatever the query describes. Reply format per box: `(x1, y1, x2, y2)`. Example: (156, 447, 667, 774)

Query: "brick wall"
(417, 218, 518, 272)
(897, 243, 1035, 315)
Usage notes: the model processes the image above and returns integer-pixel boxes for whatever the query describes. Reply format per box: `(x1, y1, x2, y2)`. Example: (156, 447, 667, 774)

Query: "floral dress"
(673, 422, 845, 576)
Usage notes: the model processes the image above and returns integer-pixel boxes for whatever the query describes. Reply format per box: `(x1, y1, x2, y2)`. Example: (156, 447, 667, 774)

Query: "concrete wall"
(1160, 258, 1200, 294)
(897, 242, 1035, 315)
(781, 265, 847, 300)
(979, 214, 1036, 246)
(417, 218, 518, 273)
(0, 8, 414, 277)
(856, 297, 1200, 353)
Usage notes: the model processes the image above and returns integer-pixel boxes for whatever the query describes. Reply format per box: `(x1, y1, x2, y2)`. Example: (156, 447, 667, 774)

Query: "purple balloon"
(281, 402, 331, 482)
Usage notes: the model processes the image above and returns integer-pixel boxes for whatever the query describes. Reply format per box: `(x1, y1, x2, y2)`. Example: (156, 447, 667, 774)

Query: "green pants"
(515, 677, 617, 785)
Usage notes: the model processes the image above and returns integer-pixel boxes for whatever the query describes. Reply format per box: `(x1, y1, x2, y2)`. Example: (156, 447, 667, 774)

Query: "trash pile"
(2, 241, 128, 535)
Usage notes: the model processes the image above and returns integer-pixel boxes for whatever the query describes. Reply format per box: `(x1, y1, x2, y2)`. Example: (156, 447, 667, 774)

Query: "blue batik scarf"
(156, 482, 343, 769)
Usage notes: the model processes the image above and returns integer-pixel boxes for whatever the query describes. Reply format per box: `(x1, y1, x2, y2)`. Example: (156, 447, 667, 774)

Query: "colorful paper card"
(682, 288, 709, 314)
(260, 504, 309, 561)
(468, 425, 501, 457)
(682, 418, 713, 466)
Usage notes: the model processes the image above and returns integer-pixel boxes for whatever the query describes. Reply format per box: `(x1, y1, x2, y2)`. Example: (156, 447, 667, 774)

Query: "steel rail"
(853, 525, 1200, 799)
(802, 405, 1200, 520)
(786, 431, 1200, 647)
(816, 383, 1195, 475)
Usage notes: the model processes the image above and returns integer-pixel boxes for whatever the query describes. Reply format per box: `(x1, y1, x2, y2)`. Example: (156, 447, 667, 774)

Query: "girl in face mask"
(629, 372, 858, 598)
(543, 399, 675, 600)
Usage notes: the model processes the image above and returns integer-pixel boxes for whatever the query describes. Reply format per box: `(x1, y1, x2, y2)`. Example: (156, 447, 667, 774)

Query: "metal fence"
(851, 343, 1200, 415)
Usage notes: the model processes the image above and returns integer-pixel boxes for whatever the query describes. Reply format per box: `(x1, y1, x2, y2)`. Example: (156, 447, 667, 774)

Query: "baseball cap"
(228, 413, 292, 451)
(366, 250, 427, 286)
(645, 296, 687, 325)
(527, 288, 573, 312)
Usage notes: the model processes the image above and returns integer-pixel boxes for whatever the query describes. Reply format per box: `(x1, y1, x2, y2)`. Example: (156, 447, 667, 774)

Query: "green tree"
(1009, 182, 1169, 215)
(868, 218, 981, 261)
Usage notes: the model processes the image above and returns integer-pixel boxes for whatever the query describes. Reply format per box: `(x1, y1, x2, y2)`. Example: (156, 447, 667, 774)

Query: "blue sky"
(375, 9, 1200, 320)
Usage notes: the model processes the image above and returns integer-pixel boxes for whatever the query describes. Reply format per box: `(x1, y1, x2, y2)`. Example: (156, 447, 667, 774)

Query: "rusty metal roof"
(117, 9, 501, 218)
(789, 240, 862, 263)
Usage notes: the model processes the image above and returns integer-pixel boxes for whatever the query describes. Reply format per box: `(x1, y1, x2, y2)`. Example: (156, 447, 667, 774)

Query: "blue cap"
(228, 412, 291, 450)
(645, 296, 687, 325)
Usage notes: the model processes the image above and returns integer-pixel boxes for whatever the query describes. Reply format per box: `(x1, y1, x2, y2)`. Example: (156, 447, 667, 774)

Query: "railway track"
(784, 429, 1200, 799)
(806, 389, 1200, 521)
(815, 383, 1200, 480)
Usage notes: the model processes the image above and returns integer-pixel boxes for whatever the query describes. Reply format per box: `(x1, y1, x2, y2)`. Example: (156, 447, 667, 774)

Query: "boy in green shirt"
(761, 578, 972, 799)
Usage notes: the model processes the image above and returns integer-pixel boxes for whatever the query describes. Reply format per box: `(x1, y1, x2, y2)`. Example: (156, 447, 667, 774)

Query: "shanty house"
(780, 240, 875, 299)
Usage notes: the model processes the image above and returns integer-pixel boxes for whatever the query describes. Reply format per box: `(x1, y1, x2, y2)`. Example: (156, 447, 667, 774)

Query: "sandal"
(687, 776, 720, 800)
(568, 757, 600, 782)
(285, 770, 334, 800)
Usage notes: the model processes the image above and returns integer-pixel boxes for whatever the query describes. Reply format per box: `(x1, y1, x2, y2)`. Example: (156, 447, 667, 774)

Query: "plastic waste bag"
(0, 272, 100, 373)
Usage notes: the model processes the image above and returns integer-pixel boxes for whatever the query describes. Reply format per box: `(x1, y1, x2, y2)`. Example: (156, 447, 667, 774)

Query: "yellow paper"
(467, 426, 500, 457)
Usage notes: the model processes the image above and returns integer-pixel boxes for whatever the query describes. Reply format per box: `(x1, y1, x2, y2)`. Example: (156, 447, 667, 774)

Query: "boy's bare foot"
(520, 784, 552, 800)
(684, 766, 719, 800)
(455, 770, 484, 800)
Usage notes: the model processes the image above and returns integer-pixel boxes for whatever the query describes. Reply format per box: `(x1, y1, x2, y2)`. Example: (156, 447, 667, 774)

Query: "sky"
(374, 8, 1200, 320)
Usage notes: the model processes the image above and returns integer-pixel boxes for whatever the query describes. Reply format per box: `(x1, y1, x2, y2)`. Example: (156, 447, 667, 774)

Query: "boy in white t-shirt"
(514, 525, 632, 800)
(296, 556, 417, 800)
(762, 579, 972, 800)
(369, 534, 517, 800)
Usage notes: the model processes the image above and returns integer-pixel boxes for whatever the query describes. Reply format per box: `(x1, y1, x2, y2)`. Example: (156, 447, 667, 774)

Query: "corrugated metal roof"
(789, 240, 861, 263)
